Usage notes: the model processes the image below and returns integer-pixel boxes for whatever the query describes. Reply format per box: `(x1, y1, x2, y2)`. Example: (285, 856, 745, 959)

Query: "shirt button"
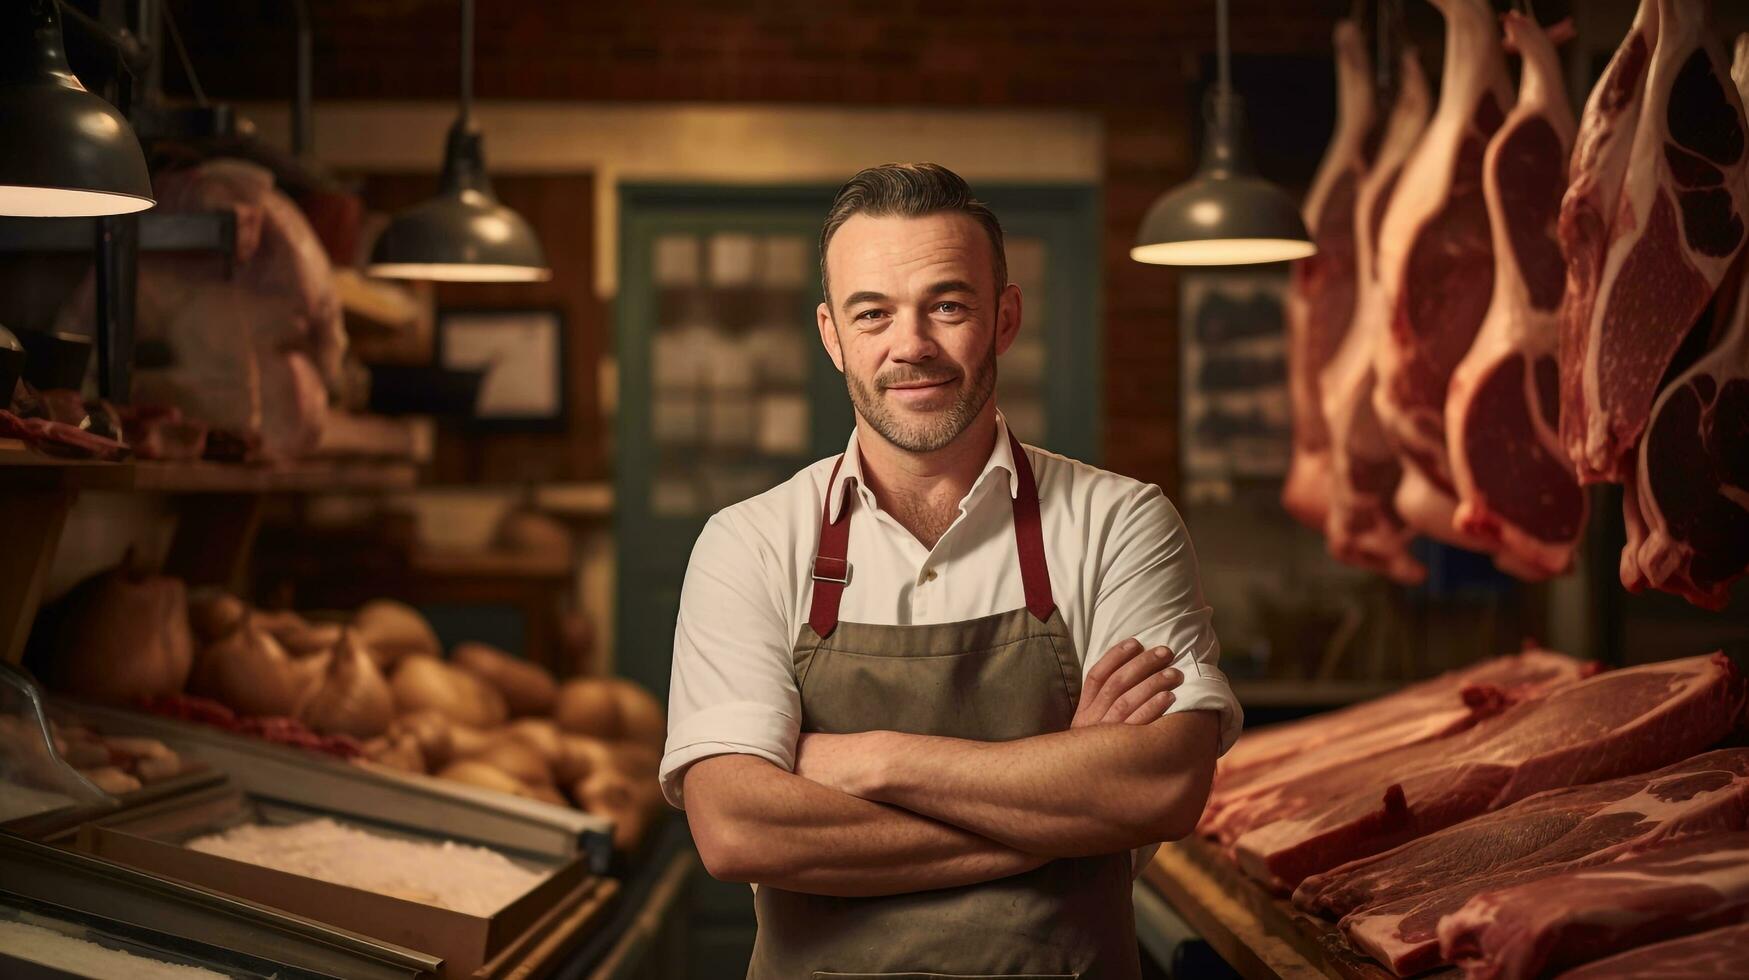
(923, 568, 938, 583)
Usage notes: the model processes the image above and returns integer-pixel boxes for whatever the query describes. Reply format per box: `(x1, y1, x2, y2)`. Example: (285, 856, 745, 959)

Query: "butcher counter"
(1137, 838, 1451, 980)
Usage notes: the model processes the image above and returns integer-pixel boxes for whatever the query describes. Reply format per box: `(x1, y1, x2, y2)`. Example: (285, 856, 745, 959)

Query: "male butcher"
(661, 162, 1242, 979)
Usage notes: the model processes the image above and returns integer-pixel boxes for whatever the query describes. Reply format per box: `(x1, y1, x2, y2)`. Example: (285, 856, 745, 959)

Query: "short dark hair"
(819, 163, 1007, 306)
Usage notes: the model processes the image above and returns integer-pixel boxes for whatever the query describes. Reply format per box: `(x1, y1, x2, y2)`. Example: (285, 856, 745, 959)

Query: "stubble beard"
(845, 337, 998, 454)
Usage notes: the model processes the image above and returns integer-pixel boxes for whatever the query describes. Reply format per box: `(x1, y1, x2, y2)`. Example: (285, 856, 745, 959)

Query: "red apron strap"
(1008, 431, 1057, 623)
(808, 454, 852, 638)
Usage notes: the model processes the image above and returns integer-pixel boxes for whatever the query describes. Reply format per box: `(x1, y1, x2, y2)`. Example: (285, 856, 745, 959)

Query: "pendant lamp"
(1132, 0, 1314, 266)
(367, 0, 550, 282)
(0, 0, 154, 217)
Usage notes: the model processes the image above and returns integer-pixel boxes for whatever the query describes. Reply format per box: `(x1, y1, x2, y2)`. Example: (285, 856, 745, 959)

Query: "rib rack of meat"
(1561, 0, 1749, 483)
(1320, 47, 1431, 584)
(1202, 649, 1593, 847)
(1283, 20, 1376, 532)
(1370, 0, 1512, 549)
(1439, 832, 1749, 980)
(1629, 36, 1749, 610)
(1231, 652, 1744, 893)
(1294, 748, 1749, 976)
(1444, 12, 1586, 580)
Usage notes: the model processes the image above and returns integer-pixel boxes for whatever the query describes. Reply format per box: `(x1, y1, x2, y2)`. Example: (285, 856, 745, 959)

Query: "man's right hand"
(1070, 637, 1183, 729)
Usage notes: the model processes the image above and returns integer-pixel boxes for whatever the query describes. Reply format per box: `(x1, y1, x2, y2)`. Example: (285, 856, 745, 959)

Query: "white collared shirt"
(661, 413, 1243, 872)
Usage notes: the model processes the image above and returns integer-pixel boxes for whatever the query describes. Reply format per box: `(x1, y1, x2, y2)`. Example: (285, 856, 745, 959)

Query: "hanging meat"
(1444, 12, 1585, 580)
(1370, 0, 1513, 551)
(1322, 44, 1431, 585)
(1283, 20, 1376, 532)
(1633, 27, 1749, 611)
(1560, 0, 1749, 483)
(54, 159, 344, 460)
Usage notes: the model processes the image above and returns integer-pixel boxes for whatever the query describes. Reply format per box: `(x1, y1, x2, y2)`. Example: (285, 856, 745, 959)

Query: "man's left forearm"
(842, 711, 1219, 858)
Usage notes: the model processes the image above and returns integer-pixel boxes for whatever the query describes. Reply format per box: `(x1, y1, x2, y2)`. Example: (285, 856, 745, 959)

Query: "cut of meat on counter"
(1554, 920, 1749, 979)
(1295, 748, 1749, 975)
(1371, 0, 1517, 561)
(1628, 37, 1749, 612)
(1320, 45, 1432, 585)
(1560, 0, 1748, 485)
(1282, 18, 1376, 533)
(1232, 652, 1745, 892)
(1202, 650, 1595, 845)
(1445, 11, 1586, 580)
(1439, 832, 1749, 980)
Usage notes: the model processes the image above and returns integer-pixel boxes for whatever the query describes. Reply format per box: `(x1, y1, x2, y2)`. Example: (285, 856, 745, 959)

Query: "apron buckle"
(811, 556, 852, 585)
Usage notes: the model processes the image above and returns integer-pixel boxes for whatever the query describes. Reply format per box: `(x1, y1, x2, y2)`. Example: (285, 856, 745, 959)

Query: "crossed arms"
(682, 639, 1220, 897)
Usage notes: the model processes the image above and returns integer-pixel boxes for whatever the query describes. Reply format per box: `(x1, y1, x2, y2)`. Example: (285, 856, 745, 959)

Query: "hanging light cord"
(1215, 0, 1231, 131)
(161, 1, 209, 107)
(460, 0, 474, 124)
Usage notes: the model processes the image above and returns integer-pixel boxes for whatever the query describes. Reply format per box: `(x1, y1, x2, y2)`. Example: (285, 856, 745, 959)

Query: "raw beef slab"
(1294, 749, 1749, 975)
(1321, 49, 1433, 584)
(1203, 650, 1595, 845)
(1445, 12, 1586, 580)
(1283, 20, 1376, 532)
(1232, 653, 1744, 893)
(1630, 36, 1749, 610)
(1212, 649, 1592, 784)
(1561, 0, 1749, 483)
(1555, 921, 1749, 979)
(1297, 748, 1749, 916)
(1440, 832, 1749, 980)
(1371, 0, 1512, 547)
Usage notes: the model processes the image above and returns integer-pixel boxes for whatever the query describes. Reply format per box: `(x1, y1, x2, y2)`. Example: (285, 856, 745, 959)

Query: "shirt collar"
(828, 411, 1022, 523)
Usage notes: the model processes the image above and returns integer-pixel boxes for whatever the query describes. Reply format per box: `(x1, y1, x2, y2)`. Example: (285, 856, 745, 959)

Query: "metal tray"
(58, 700, 613, 871)
(0, 830, 438, 980)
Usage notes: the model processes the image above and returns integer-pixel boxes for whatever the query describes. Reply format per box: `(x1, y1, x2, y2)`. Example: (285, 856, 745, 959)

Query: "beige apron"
(748, 432, 1141, 980)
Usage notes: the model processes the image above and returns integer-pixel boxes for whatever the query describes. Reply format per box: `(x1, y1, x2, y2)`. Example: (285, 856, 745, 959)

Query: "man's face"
(817, 212, 1021, 455)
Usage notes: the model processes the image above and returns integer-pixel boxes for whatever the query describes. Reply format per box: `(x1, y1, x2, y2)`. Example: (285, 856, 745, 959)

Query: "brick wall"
(169, 0, 1354, 491)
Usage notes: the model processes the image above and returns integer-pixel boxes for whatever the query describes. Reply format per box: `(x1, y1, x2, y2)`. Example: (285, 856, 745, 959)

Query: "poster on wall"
(1178, 269, 1291, 503)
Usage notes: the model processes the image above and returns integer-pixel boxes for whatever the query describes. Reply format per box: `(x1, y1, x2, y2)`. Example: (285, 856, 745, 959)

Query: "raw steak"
(1283, 20, 1376, 532)
(1558, 0, 1659, 486)
(1203, 650, 1595, 845)
(1371, 0, 1512, 546)
(1232, 653, 1744, 893)
(1631, 38, 1749, 610)
(1554, 921, 1749, 979)
(1562, 0, 1749, 483)
(1294, 749, 1749, 975)
(1441, 832, 1749, 980)
(1445, 12, 1586, 580)
(1321, 48, 1432, 584)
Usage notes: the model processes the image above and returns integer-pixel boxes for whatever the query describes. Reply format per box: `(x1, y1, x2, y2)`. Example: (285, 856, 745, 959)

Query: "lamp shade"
(1132, 92, 1313, 266)
(367, 120, 550, 282)
(0, 0, 154, 217)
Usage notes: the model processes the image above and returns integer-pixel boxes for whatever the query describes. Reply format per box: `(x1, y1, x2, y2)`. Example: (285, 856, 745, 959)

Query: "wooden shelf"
(1141, 838, 1457, 980)
(0, 442, 417, 494)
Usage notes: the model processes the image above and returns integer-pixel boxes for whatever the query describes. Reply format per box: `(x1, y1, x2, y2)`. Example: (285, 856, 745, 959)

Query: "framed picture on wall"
(436, 307, 567, 430)
(1178, 269, 1291, 501)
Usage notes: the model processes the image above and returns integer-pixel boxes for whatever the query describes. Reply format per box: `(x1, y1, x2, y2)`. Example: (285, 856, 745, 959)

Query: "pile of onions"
(298, 629, 394, 738)
(188, 614, 327, 718)
(554, 677, 666, 748)
(390, 655, 507, 729)
(43, 559, 193, 705)
(355, 600, 440, 670)
(452, 642, 557, 717)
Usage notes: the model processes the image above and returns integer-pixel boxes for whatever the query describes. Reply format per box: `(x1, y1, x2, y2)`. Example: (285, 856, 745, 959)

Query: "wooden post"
(1, 490, 75, 664)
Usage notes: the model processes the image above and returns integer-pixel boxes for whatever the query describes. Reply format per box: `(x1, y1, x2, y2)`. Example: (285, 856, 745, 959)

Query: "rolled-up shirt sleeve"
(660, 513, 801, 809)
(1086, 485, 1243, 758)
